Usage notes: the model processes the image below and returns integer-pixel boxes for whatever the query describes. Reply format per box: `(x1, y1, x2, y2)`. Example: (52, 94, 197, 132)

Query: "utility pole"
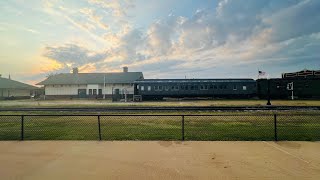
(103, 75, 106, 99)
(291, 82, 294, 100)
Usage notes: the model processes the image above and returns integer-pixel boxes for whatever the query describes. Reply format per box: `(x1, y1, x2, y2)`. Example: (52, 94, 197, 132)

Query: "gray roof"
(135, 79, 255, 83)
(0, 77, 38, 89)
(37, 72, 144, 85)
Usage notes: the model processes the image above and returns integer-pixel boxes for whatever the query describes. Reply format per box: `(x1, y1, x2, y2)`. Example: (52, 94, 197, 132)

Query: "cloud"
(87, 0, 134, 17)
(79, 8, 109, 30)
(41, 0, 320, 78)
(263, 0, 320, 42)
(43, 44, 108, 68)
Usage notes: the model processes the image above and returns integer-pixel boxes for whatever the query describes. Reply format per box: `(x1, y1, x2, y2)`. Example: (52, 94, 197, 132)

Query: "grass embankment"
(1, 99, 320, 108)
(1, 112, 319, 141)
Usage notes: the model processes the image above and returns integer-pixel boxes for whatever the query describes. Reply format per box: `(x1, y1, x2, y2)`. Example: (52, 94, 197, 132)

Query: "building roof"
(282, 69, 320, 79)
(0, 77, 38, 89)
(135, 79, 255, 83)
(36, 72, 144, 85)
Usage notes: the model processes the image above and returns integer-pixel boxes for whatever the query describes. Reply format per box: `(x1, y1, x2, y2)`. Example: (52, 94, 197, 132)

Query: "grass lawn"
(1, 99, 320, 108)
(1, 113, 319, 141)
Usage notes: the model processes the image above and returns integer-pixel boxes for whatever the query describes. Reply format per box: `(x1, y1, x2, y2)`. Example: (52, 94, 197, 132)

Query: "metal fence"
(0, 114, 319, 141)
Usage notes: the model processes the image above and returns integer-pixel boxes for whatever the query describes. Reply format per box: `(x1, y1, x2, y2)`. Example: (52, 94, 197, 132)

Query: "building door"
(78, 89, 87, 98)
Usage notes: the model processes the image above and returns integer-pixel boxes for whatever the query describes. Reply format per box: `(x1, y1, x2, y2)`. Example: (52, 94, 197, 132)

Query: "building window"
(243, 86, 247, 91)
(233, 85, 237, 90)
(98, 89, 102, 95)
(147, 86, 151, 91)
(93, 89, 97, 95)
(89, 89, 93, 95)
(141, 86, 144, 91)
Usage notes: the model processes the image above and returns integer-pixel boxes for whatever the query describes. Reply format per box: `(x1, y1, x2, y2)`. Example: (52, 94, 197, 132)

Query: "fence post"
(98, 115, 102, 141)
(182, 115, 185, 141)
(21, 115, 24, 141)
(274, 114, 277, 141)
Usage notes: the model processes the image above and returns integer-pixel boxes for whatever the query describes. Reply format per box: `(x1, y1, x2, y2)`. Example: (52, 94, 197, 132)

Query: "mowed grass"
(1, 99, 320, 108)
(0, 114, 319, 141)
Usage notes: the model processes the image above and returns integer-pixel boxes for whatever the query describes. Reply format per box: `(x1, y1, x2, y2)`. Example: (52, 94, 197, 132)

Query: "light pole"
(267, 79, 271, 105)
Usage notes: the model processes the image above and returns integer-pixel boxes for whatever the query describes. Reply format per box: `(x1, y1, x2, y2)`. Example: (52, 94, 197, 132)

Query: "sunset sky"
(0, 0, 320, 85)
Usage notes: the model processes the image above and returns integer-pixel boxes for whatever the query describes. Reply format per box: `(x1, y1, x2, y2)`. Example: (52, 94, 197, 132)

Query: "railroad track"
(1, 106, 320, 112)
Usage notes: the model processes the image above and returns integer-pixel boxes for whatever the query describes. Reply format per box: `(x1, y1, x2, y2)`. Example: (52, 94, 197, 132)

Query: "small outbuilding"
(0, 75, 39, 100)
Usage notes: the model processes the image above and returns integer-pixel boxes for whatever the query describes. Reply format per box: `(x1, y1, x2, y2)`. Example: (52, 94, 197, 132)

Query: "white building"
(0, 75, 39, 100)
(37, 67, 144, 99)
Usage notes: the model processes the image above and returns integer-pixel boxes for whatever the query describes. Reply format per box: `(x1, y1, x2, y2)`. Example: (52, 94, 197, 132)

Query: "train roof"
(134, 79, 255, 83)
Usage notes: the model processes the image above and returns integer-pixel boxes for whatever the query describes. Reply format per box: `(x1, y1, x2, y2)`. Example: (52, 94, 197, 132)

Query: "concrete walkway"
(0, 141, 319, 180)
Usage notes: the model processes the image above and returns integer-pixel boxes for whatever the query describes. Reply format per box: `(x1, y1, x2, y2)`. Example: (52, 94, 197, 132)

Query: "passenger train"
(133, 70, 320, 100)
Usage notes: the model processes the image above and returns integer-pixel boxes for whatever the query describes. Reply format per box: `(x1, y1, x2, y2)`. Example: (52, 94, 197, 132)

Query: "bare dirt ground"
(0, 141, 319, 180)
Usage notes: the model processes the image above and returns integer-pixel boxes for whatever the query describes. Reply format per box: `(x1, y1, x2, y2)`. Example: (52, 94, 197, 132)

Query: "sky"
(0, 0, 320, 85)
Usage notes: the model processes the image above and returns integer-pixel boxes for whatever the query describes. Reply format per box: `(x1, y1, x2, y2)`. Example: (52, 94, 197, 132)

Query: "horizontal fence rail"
(0, 114, 319, 141)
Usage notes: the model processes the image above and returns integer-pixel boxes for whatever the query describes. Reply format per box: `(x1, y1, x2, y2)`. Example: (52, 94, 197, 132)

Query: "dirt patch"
(276, 142, 302, 149)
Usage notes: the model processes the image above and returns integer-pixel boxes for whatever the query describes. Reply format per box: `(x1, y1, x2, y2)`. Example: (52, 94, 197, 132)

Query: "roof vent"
(123, 66, 128, 73)
(73, 67, 79, 74)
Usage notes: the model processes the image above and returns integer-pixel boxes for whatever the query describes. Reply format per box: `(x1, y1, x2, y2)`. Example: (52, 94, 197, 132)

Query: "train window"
(243, 86, 247, 90)
(185, 85, 189, 90)
(181, 85, 185, 90)
(209, 85, 213, 89)
(171, 86, 175, 90)
(219, 85, 223, 89)
(224, 85, 227, 89)
(191, 85, 194, 90)
(141, 86, 144, 91)
(159, 86, 163, 91)
(165, 86, 169, 91)
(200, 85, 208, 90)
(174, 86, 179, 90)
(154, 86, 158, 91)
(233, 85, 237, 90)
(194, 85, 198, 90)
(148, 86, 151, 91)
(214, 85, 217, 89)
